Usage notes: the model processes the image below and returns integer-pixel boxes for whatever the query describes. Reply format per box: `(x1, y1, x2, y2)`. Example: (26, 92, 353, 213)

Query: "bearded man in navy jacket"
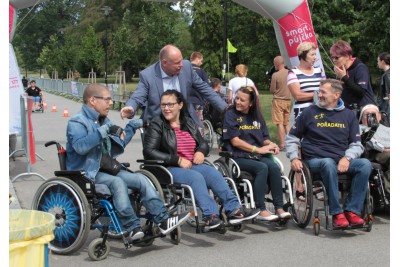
(285, 79, 371, 229)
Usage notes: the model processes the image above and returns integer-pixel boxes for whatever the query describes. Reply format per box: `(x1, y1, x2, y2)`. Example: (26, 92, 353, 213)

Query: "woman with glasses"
(330, 40, 375, 109)
(222, 86, 291, 221)
(287, 42, 325, 122)
(143, 89, 260, 231)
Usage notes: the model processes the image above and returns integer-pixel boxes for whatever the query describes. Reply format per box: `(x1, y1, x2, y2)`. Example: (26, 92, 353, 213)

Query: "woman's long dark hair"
(161, 89, 190, 130)
(234, 86, 265, 122)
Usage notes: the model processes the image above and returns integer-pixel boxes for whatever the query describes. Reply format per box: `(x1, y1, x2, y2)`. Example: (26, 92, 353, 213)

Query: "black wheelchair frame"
(32, 141, 181, 261)
(288, 160, 373, 236)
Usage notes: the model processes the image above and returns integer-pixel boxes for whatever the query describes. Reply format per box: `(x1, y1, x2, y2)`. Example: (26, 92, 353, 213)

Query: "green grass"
(259, 94, 279, 144)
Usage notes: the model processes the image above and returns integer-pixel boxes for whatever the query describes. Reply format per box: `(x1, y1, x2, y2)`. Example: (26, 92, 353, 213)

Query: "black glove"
(109, 125, 123, 138)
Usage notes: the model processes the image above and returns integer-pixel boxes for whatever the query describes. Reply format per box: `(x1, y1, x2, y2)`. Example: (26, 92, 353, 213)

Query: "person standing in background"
(227, 64, 256, 104)
(120, 45, 227, 127)
(287, 42, 325, 123)
(330, 40, 375, 109)
(376, 52, 390, 118)
(189, 51, 210, 122)
(269, 56, 291, 151)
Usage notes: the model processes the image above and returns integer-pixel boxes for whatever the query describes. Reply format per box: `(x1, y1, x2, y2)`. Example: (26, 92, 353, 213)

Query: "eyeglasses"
(161, 102, 178, 109)
(331, 55, 341, 60)
(94, 96, 113, 101)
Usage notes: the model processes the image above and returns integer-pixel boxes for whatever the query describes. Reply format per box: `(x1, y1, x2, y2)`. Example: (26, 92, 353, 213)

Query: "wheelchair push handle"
(45, 140, 67, 170)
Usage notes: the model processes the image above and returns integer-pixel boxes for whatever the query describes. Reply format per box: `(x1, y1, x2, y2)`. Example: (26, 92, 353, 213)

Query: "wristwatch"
(345, 156, 352, 162)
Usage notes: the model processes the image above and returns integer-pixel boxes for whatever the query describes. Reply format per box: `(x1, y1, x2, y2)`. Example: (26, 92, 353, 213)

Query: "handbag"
(99, 153, 122, 176)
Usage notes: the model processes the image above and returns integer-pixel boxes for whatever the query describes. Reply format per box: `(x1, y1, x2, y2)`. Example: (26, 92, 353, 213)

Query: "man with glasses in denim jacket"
(66, 83, 189, 243)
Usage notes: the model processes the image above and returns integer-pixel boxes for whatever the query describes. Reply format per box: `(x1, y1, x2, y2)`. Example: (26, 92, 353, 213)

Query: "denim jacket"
(66, 104, 141, 181)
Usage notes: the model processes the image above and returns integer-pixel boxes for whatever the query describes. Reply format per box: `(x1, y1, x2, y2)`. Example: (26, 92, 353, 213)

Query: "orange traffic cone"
(63, 108, 70, 117)
(43, 101, 47, 109)
(52, 104, 57, 112)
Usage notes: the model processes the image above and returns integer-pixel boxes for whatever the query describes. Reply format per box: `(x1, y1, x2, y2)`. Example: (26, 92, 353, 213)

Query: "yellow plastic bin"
(9, 209, 55, 267)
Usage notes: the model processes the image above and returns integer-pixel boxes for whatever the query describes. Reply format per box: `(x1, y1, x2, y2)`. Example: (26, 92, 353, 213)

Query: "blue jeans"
(95, 170, 168, 232)
(169, 164, 240, 217)
(305, 158, 371, 215)
(235, 155, 283, 211)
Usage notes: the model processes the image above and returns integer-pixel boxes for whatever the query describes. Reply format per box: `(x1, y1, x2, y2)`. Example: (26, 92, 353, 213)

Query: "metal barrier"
(33, 78, 129, 110)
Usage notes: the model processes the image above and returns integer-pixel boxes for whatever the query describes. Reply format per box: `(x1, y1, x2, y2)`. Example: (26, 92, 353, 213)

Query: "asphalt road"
(9, 92, 390, 267)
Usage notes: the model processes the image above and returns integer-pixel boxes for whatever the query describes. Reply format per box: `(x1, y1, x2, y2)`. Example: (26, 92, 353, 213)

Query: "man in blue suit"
(120, 45, 228, 126)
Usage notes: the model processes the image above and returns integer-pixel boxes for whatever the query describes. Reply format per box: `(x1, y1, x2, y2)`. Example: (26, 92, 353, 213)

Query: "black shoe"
(228, 206, 260, 224)
(296, 190, 306, 201)
(126, 227, 144, 242)
(158, 212, 190, 235)
(202, 214, 222, 230)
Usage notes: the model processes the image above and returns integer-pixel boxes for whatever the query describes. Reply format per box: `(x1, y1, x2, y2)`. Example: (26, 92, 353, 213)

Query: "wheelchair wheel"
(88, 238, 110, 261)
(135, 169, 165, 203)
(202, 119, 214, 153)
(169, 226, 182, 245)
(213, 158, 232, 178)
(32, 177, 91, 254)
(289, 166, 313, 228)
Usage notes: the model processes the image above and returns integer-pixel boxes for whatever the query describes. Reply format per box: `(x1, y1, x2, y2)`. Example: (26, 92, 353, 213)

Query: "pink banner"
(277, 0, 318, 57)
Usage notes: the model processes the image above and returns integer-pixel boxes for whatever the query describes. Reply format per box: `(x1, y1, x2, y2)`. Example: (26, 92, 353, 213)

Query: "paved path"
(9, 92, 390, 266)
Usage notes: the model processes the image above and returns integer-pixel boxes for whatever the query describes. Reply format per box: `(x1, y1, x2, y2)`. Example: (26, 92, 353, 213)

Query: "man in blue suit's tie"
(120, 44, 228, 127)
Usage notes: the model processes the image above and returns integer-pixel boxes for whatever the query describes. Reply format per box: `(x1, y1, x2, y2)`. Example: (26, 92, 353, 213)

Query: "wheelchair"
(32, 95, 44, 113)
(288, 159, 373, 236)
(213, 151, 294, 227)
(138, 128, 244, 234)
(32, 141, 181, 261)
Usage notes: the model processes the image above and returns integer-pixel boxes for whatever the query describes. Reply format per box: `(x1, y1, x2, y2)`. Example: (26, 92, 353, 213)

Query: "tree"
(78, 26, 104, 76)
(13, 0, 83, 72)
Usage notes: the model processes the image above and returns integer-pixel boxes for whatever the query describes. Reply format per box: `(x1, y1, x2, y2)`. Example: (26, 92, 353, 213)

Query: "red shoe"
(332, 213, 349, 228)
(344, 211, 364, 226)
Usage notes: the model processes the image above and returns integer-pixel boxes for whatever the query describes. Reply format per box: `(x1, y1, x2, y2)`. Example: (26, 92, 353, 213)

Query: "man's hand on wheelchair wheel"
(290, 158, 303, 172)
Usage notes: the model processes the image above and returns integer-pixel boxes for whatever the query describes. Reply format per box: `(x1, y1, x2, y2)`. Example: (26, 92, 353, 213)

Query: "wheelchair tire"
(202, 119, 214, 153)
(289, 166, 313, 228)
(169, 226, 181, 245)
(88, 238, 110, 261)
(32, 177, 91, 255)
(213, 158, 232, 178)
(135, 169, 165, 203)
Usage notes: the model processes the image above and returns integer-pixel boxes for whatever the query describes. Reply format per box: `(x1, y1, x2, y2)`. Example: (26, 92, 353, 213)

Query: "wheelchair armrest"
(137, 159, 165, 164)
(219, 151, 233, 158)
(54, 170, 97, 197)
(54, 170, 86, 177)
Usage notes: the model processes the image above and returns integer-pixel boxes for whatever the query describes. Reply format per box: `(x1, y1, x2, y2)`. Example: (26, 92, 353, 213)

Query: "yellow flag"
(227, 39, 237, 53)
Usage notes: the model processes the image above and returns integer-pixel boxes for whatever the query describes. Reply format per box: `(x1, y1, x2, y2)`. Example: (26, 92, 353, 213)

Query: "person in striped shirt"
(287, 42, 325, 122)
(287, 42, 325, 201)
(143, 90, 260, 231)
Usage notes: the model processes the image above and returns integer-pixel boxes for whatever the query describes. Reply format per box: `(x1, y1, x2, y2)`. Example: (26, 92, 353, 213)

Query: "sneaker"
(313, 187, 325, 201)
(228, 206, 260, 224)
(296, 190, 306, 201)
(158, 212, 190, 235)
(202, 214, 222, 229)
(332, 213, 349, 228)
(344, 211, 364, 226)
(276, 211, 291, 219)
(126, 227, 144, 242)
(256, 209, 279, 222)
